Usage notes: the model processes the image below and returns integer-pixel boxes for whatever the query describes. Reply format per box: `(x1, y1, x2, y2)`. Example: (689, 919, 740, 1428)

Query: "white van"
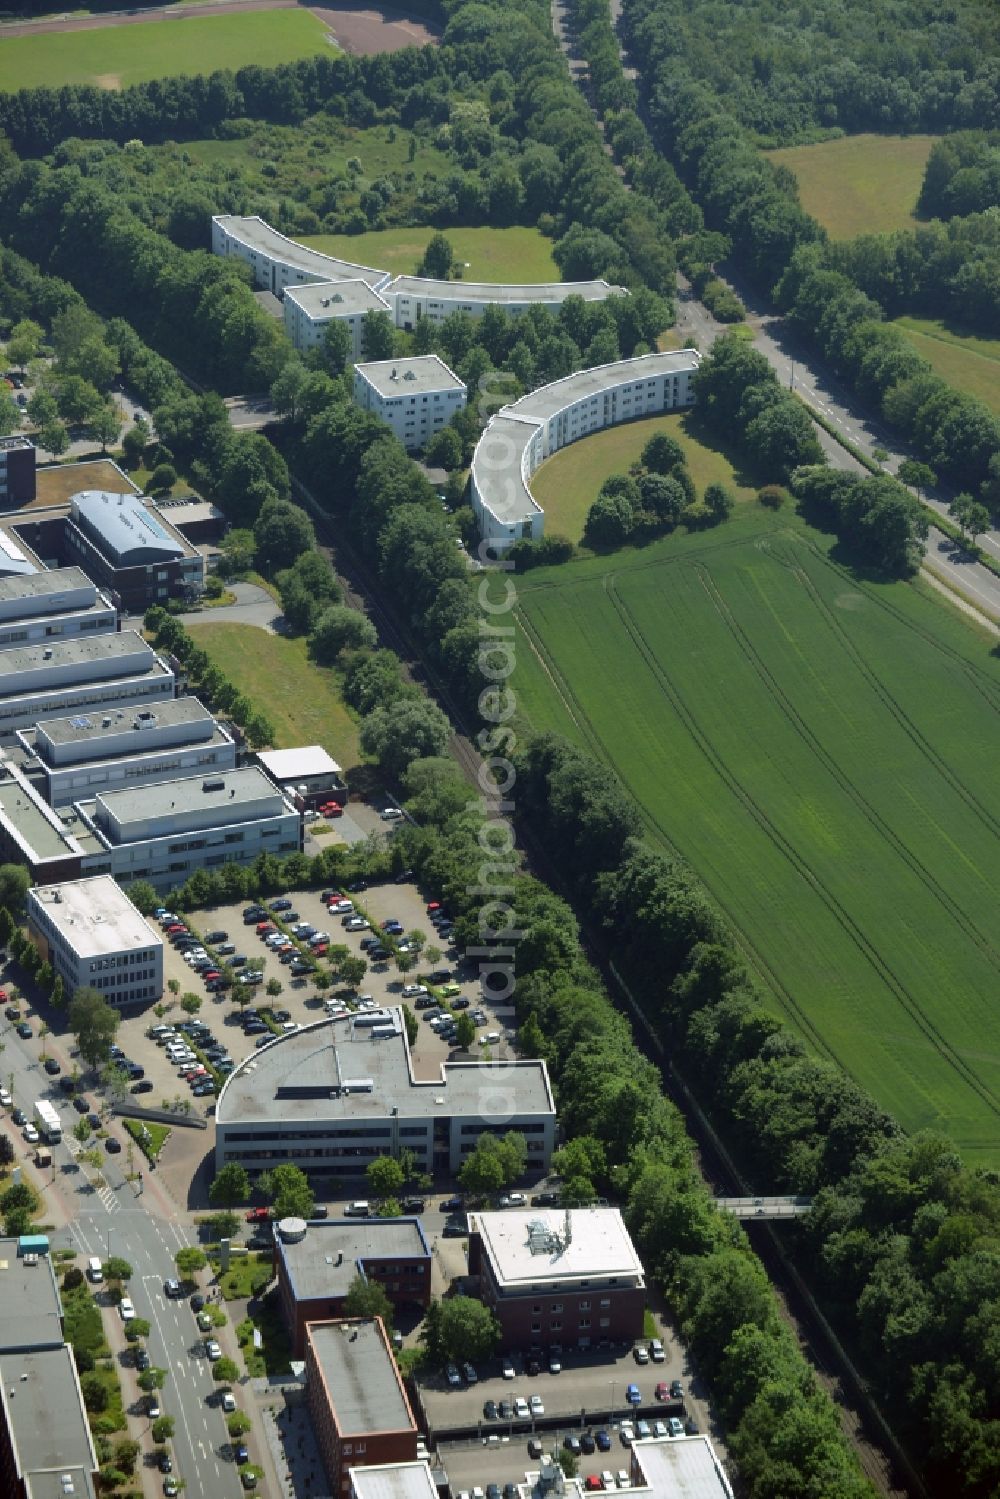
(87, 1257, 103, 1283)
(344, 1201, 370, 1217)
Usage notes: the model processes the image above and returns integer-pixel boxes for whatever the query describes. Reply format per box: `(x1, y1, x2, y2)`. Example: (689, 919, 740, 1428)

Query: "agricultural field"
(185, 623, 361, 768)
(766, 133, 937, 239)
(512, 505, 1000, 1163)
(301, 225, 559, 283)
(530, 411, 758, 543)
(893, 316, 1000, 418)
(0, 10, 333, 93)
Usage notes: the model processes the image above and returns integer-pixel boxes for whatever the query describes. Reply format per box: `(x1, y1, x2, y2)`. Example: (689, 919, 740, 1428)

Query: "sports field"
(530, 412, 758, 542)
(301, 225, 559, 283)
(512, 507, 1000, 1163)
(185, 623, 361, 767)
(893, 317, 1000, 418)
(766, 134, 936, 240)
(0, 10, 332, 92)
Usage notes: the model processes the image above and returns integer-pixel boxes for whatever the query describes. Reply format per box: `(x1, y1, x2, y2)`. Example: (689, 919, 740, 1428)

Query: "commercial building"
(256, 744, 348, 811)
(628, 1435, 734, 1499)
(212, 215, 391, 298)
(28, 875, 163, 1007)
(468, 1208, 645, 1351)
(284, 280, 396, 358)
(274, 1216, 432, 1356)
(0, 524, 41, 578)
(305, 1318, 418, 1497)
(350, 1460, 439, 1499)
(65, 491, 204, 612)
(0, 436, 36, 508)
(15, 697, 237, 807)
(0, 570, 116, 656)
(215, 1010, 556, 1179)
(470, 351, 700, 551)
(0, 1237, 99, 1499)
(353, 357, 467, 452)
(0, 632, 175, 738)
(389, 277, 624, 331)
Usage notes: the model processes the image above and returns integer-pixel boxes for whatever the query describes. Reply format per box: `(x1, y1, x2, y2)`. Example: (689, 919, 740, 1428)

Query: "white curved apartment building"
(389, 275, 623, 330)
(470, 350, 701, 551)
(212, 215, 391, 297)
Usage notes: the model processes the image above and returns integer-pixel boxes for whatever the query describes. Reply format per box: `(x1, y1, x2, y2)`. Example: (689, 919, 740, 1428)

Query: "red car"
(655, 1382, 668, 1401)
(256, 922, 274, 935)
(166, 924, 187, 935)
(321, 802, 344, 818)
(246, 1206, 270, 1222)
(312, 943, 329, 957)
(426, 901, 441, 914)
(202, 971, 221, 983)
(584, 1479, 604, 1493)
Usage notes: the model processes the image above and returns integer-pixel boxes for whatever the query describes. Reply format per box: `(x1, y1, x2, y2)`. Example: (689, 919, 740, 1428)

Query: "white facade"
(0, 632, 175, 737)
(284, 280, 395, 358)
(28, 875, 163, 1006)
(212, 215, 391, 298)
(389, 276, 624, 329)
(353, 356, 467, 452)
(215, 1010, 557, 1178)
(471, 350, 701, 551)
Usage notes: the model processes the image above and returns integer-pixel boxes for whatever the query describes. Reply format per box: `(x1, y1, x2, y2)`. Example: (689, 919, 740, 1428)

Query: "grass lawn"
(62, 1282, 127, 1431)
(215, 1251, 273, 1302)
(0, 10, 332, 92)
(123, 1118, 171, 1161)
(766, 134, 937, 239)
(893, 317, 1000, 419)
(180, 121, 450, 188)
(529, 411, 759, 543)
(512, 506, 1000, 1164)
(301, 225, 559, 283)
(35, 458, 136, 506)
(185, 624, 361, 768)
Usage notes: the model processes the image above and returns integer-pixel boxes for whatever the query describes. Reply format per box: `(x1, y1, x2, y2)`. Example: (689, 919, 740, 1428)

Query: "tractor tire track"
(605, 573, 1000, 1122)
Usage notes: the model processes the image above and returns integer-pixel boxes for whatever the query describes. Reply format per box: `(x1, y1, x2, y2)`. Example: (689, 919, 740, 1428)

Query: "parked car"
(649, 1339, 665, 1363)
(119, 1298, 136, 1321)
(580, 1432, 596, 1455)
(130, 1080, 154, 1095)
(666, 1418, 684, 1438)
(205, 1340, 222, 1361)
(633, 1345, 649, 1365)
(446, 1364, 462, 1388)
(625, 1384, 641, 1405)
(596, 1431, 612, 1452)
(43, 1058, 60, 1075)
(669, 1379, 684, 1399)
(564, 1435, 582, 1456)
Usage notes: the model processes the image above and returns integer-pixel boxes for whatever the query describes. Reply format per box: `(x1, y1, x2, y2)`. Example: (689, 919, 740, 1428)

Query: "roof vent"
(43, 647, 52, 659)
(202, 778, 225, 792)
(403, 370, 416, 381)
(389, 367, 398, 381)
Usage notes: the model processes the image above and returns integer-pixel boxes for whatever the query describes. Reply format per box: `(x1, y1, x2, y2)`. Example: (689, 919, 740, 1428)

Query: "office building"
(0, 570, 116, 655)
(0, 524, 40, 578)
(353, 357, 466, 451)
(15, 697, 237, 807)
(0, 632, 175, 738)
(305, 1318, 418, 1496)
(215, 1010, 556, 1178)
(350, 1461, 439, 1499)
(28, 875, 163, 1007)
(284, 280, 396, 357)
(65, 491, 204, 611)
(628, 1435, 734, 1499)
(274, 1217, 432, 1356)
(389, 277, 624, 330)
(471, 351, 700, 551)
(212, 215, 391, 298)
(256, 744, 348, 810)
(0, 436, 36, 508)
(468, 1208, 645, 1350)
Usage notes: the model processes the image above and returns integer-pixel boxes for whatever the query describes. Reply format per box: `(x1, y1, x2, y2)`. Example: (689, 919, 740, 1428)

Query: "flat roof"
(0, 1242, 64, 1352)
(352, 1462, 439, 1499)
(0, 1345, 98, 1499)
(286, 280, 392, 317)
(631, 1437, 734, 1499)
(0, 763, 84, 862)
(354, 355, 466, 398)
(278, 1219, 429, 1302)
(93, 765, 285, 833)
(34, 696, 213, 748)
(0, 630, 156, 688)
(307, 1318, 414, 1436)
(0, 567, 94, 605)
(29, 876, 161, 958)
(473, 352, 700, 527)
(71, 491, 185, 564)
(473, 1208, 644, 1290)
(0, 435, 33, 451)
(218, 1012, 554, 1126)
(152, 499, 227, 529)
(0, 524, 38, 575)
(215, 215, 389, 290)
(389, 276, 622, 305)
(257, 745, 343, 781)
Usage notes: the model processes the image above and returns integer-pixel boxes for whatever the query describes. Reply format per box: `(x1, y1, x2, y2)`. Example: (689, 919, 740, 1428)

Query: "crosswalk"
(64, 1133, 120, 1215)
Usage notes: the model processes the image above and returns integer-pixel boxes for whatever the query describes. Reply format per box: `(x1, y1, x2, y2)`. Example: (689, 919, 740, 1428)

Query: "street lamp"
(609, 1381, 618, 1428)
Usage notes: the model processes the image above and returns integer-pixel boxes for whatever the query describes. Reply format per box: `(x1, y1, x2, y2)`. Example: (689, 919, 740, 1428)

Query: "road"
(1, 1016, 244, 1499)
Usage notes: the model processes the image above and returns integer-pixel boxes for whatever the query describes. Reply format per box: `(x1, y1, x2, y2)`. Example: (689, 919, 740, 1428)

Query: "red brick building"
(305, 1318, 419, 1498)
(468, 1208, 646, 1352)
(274, 1219, 432, 1358)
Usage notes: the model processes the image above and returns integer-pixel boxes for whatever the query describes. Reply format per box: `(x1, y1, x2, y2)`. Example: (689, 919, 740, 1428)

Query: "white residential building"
(28, 874, 163, 1007)
(389, 276, 625, 330)
(470, 350, 700, 551)
(0, 631, 175, 737)
(284, 280, 395, 358)
(212, 215, 391, 298)
(215, 1009, 556, 1178)
(353, 356, 466, 451)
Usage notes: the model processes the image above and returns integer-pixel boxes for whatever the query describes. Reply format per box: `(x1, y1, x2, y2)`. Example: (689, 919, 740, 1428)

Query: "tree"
(704, 482, 735, 522)
(0, 388, 21, 436)
(252, 499, 316, 573)
(0, 864, 31, 911)
(368, 1154, 405, 1199)
(69, 987, 120, 1069)
(37, 420, 69, 457)
(641, 432, 686, 475)
(104, 1257, 133, 1284)
(458, 1132, 527, 1194)
(121, 422, 148, 470)
(90, 402, 122, 453)
(175, 1247, 207, 1278)
(151, 1415, 175, 1443)
(181, 994, 202, 1015)
(227, 1411, 252, 1438)
(950, 492, 991, 545)
(344, 1273, 394, 1325)
(424, 425, 463, 470)
(125, 880, 157, 915)
(419, 233, 454, 280)
(80, 1372, 109, 1413)
(209, 1210, 240, 1238)
(454, 1013, 476, 1049)
(584, 483, 636, 547)
(360, 698, 451, 778)
(361, 311, 396, 361)
(309, 605, 377, 665)
(318, 320, 352, 376)
(340, 955, 368, 989)
(434, 1296, 500, 1364)
(270, 358, 309, 423)
(56, 375, 102, 426)
(148, 463, 177, 495)
(897, 459, 936, 499)
(213, 1357, 240, 1384)
(5, 319, 44, 371)
(258, 1163, 314, 1220)
(139, 1367, 167, 1392)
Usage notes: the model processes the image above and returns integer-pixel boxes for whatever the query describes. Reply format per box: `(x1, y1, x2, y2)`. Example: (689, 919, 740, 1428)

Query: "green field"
(766, 134, 936, 239)
(512, 506, 1000, 1163)
(301, 225, 559, 282)
(894, 317, 1000, 418)
(530, 411, 758, 542)
(185, 624, 361, 768)
(0, 10, 332, 92)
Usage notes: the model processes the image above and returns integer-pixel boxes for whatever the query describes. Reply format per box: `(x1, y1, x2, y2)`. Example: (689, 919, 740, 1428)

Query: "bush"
(757, 484, 787, 509)
(63, 1266, 85, 1291)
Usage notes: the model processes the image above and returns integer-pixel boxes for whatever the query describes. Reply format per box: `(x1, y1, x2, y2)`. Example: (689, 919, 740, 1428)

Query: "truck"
(33, 1099, 62, 1144)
